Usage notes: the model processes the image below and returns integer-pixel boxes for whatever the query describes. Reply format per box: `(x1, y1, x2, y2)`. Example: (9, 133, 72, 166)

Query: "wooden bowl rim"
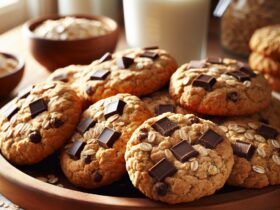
(0, 154, 279, 208)
(23, 14, 119, 43)
(0, 52, 25, 79)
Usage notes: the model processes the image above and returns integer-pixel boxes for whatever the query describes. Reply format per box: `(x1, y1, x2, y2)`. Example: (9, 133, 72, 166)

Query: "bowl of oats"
(24, 15, 119, 71)
(0, 52, 25, 97)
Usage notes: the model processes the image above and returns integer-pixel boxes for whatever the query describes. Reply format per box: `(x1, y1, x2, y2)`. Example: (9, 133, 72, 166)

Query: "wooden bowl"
(0, 153, 279, 210)
(0, 52, 25, 98)
(23, 14, 119, 71)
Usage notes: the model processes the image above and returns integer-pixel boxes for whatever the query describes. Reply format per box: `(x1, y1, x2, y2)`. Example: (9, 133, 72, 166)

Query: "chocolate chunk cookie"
(0, 81, 83, 165)
(125, 113, 233, 204)
(169, 58, 271, 116)
(220, 119, 280, 188)
(60, 93, 152, 188)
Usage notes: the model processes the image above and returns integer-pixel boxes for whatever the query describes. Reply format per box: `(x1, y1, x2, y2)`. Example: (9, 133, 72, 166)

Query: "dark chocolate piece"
(188, 60, 206, 69)
(232, 140, 255, 160)
(104, 100, 126, 119)
(227, 71, 250, 82)
(226, 91, 239, 102)
(148, 158, 177, 181)
(50, 117, 64, 128)
(76, 118, 96, 135)
(2, 103, 19, 120)
(29, 130, 42, 143)
(155, 104, 175, 116)
(99, 52, 112, 63)
(152, 117, 179, 136)
(91, 170, 103, 182)
(239, 64, 256, 77)
(52, 73, 68, 82)
(140, 51, 159, 60)
(198, 129, 223, 149)
(206, 57, 223, 64)
(192, 74, 216, 91)
(117, 56, 134, 69)
(257, 124, 278, 139)
(67, 140, 85, 160)
(189, 116, 200, 124)
(144, 46, 159, 50)
(90, 70, 110, 80)
(259, 118, 269, 125)
(86, 86, 93, 95)
(97, 127, 121, 148)
(29, 98, 48, 118)
(153, 182, 169, 196)
(170, 140, 199, 162)
(17, 86, 33, 99)
(139, 131, 148, 141)
(84, 155, 92, 164)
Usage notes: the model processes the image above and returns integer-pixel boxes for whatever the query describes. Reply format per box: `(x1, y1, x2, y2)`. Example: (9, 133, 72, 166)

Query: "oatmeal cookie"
(125, 113, 234, 204)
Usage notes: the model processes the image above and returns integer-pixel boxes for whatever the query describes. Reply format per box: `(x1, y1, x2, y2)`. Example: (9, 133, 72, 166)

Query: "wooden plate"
(0, 153, 279, 210)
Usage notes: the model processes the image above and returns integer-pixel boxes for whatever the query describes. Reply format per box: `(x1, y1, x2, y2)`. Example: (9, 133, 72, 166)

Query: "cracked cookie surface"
(125, 113, 233, 204)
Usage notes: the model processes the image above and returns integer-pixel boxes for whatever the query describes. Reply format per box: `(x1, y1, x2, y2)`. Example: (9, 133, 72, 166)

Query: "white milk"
(123, 0, 210, 64)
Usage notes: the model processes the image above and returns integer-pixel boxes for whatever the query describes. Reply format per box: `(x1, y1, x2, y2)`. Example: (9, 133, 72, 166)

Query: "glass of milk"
(123, 0, 210, 64)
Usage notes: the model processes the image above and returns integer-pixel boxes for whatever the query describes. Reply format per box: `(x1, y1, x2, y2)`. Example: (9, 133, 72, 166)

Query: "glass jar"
(221, 0, 280, 57)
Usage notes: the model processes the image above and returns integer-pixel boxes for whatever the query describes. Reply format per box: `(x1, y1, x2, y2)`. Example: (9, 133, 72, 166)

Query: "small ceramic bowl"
(23, 14, 119, 71)
(0, 52, 25, 98)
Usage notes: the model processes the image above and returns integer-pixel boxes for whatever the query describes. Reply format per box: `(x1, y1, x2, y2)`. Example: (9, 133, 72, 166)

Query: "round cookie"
(0, 81, 83, 165)
(75, 47, 178, 103)
(220, 119, 280, 188)
(60, 93, 152, 188)
(249, 52, 280, 76)
(249, 25, 280, 60)
(169, 58, 271, 116)
(264, 74, 280, 92)
(125, 113, 234, 204)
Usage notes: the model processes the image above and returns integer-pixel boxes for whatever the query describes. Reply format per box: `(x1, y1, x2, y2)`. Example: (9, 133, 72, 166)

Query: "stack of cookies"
(0, 47, 279, 205)
(249, 25, 280, 91)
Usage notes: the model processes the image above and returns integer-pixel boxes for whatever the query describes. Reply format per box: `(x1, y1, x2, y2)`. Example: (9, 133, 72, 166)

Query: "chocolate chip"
(104, 100, 126, 119)
(188, 60, 206, 69)
(139, 132, 148, 141)
(232, 140, 255, 160)
(90, 70, 110, 80)
(227, 71, 250, 82)
(50, 118, 64, 128)
(170, 140, 199, 162)
(97, 127, 121, 148)
(206, 57, 223, 64)
(76, 118, 96, 135)
(198, 129, 224, 149)
(29, 98, 48, 118)
(84, 155, 92, 164)
(17, 86, 33, 99)
(143, 46, 159, 50)
(192, 74, 216, 91)
(2, 103, 19, 120)
(86, 86, 93, 95)
(148, 158, 177, 181)
(99, 52, 112, 63)
(152, 117, 179, 136)
(155, 104, 175, 116)
(117, 56, 134, 69)
(29, 130, 42, 143)
(226, 91, 239, 102)
(52, 73, 68, 82)
(239, 65, 256, 77)
(140, 51, 159, 60)
(257, 124, 278, 139)
(67, 140, 85, 160)
(91, 170, 103, 182)
(153, 182, 169, 196)
(189, 116, 200, 124)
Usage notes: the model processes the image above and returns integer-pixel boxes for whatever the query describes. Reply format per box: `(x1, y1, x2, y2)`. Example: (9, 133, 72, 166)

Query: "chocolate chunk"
(189, 116, 200, 124)
(52, 73, 68, 82)
(29, 130, 42, 143)
(206, 57, 223, 64)
(192, 74, 216, 91)
(239, 65, 256, 77)
(227, 71, 250, 82)
(117, 56, 134, 69)
(91, 170, 103, 182)
(140, 51, 159, 60)
(50, 117, 64, 128)
(198, 129, 223, 149)
(99, 52, 112, 63)
(17, 86, 33, 99)
(170, 140, 199, 162)
(153, 182, 169, 196)
(144, 46, 159, 50)
(84, 155, 92, 164)
(148, 158, 177, 181)
(67, 140, 85, 160)
(104, 100, 126, 119)
(152, 117, 179, 136)
(188, 60, 206, 69)
(86, 86, 93, 95)
(257, 124, 278, 139)
(155, 104, 175, 116)
(2, 103, 19, 120)
(139, 132, 148, 141)
(76, 118, 96, 135)
(232, 140, 255, 160)
(29, 98, 48, 118)
(90, 70, 110, 80)
(259, 118, 269, 125)
(97, 127, 121, 148)
(226, 91, 239, 102)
